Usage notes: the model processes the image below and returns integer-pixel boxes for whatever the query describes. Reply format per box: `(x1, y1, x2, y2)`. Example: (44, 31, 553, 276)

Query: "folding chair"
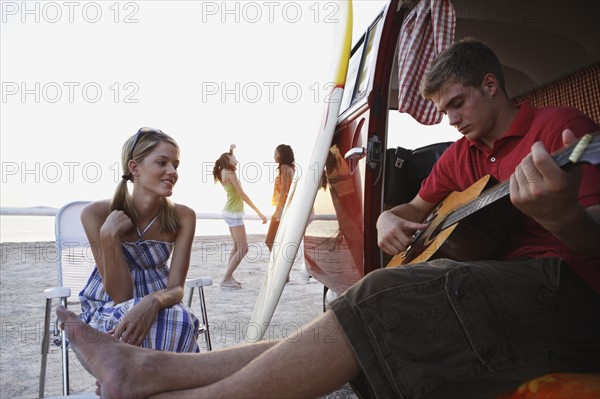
(40, 201, 93, 398)
(39, 201, 213, 398)
(185, 277, 213, 351)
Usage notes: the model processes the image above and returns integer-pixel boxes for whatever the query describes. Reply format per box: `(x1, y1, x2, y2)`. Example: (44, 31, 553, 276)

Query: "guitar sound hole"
(423, 218, 445, 246)
(412, 229, 424, 244)
(414, 208, 439, 244)
(401, 209, 443, 264)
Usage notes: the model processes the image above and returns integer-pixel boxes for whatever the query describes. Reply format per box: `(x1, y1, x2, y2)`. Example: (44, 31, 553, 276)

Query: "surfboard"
(246, 0, 353, 342)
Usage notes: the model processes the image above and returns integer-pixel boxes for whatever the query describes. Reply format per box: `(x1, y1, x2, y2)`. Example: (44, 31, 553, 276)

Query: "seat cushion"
(497, 373, 600, 399)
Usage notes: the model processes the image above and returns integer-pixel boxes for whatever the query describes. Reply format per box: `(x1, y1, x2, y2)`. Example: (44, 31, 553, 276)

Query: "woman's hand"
(259, 212, 268, 224)
(113, 296, 160, 346)
(100, 210, 133, 240)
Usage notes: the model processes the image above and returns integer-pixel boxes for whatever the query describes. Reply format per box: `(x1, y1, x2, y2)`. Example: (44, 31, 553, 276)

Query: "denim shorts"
(330, 258, 600, 398)
(223, 217, 244, 227)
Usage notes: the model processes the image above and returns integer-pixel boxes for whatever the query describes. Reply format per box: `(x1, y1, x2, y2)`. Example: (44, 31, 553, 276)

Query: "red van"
(300, 1, 599, 396)
(305, 0, 599, 299)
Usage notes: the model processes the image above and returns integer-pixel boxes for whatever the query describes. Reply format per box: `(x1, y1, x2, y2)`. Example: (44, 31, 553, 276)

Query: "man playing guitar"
(370, 38, 600, 397)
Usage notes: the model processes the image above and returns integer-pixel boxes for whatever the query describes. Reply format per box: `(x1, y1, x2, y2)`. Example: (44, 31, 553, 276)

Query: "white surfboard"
(246, 0, 353, 342)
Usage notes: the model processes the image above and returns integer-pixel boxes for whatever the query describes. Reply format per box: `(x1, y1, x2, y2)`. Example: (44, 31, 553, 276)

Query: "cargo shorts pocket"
(445, 266, 521, 372)
(355, 264, 522, 397)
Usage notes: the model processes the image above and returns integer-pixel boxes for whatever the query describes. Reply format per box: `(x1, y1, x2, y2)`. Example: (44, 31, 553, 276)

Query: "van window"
(340, 14, 384, 114)
(355, 14, 383, 100)
(339, 35, 364, 112)
(387, 113, 457, 150)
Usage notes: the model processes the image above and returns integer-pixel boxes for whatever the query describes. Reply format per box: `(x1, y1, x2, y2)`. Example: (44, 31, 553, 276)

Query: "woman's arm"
(81, 200, 134, 303)
(273, 165, 294, 220)
(113, 204, 196, 346)
(225, 170, 267, 223)
(154, 204, 196, 305)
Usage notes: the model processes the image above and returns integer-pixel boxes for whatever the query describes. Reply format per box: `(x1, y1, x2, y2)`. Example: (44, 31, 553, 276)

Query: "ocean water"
(0, 215, 272, 243)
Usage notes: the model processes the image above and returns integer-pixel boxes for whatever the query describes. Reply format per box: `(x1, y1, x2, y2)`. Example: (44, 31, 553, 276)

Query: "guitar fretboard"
(441, 182, 509, 229)
(439, 134, 598, 231)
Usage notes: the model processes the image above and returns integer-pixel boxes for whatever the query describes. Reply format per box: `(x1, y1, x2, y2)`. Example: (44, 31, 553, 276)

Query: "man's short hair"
(421, 38, 507, 99)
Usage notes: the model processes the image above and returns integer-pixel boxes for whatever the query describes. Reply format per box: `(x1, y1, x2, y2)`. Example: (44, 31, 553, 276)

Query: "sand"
(0, 236, 357, 398)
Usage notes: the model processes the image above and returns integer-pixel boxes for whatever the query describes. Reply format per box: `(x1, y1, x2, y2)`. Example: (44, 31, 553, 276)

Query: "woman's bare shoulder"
(174, 202, 196, 218)
(221, 169, 237, 183)
(281, 164, 295, 176)
(172, 203, 196, 240)
(82, 199, 111, 219)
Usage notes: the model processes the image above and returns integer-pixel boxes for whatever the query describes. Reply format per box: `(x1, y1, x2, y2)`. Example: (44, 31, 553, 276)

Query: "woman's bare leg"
(222, 225, 248, 287)
(56, 306, 277, 398)
(153, 310, 361, 399)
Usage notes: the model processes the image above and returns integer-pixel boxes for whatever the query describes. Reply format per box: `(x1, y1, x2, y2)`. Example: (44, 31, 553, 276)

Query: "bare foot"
(57, 306, 160, 398)
(220, 280, 242, 289)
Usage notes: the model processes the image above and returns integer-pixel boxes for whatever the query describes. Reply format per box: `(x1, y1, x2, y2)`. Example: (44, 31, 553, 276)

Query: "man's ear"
(481, 73, 499, 97)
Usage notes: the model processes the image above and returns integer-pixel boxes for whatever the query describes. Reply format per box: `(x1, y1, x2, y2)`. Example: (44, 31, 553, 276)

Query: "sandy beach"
(0, 235, 357, 398)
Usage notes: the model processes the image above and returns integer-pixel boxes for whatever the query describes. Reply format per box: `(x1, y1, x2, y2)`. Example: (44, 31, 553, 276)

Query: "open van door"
(303, 4, 392, 294)
(302, 1, 599, 396)
(305, 1, 407, 293)
(305, 0, 599, 295)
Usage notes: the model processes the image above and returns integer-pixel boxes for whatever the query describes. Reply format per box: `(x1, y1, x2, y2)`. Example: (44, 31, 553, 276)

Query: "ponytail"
(110, 173, 137, 232)
(213, 145, 236, 183)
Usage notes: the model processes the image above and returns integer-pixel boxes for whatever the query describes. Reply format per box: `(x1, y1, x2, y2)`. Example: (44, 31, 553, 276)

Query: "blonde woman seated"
(78, 128, 200, 352)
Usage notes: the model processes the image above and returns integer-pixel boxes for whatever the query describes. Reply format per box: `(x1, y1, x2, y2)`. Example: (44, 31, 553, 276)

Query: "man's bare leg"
(153, 310, 361, 398)
(56, 306, 277, 398)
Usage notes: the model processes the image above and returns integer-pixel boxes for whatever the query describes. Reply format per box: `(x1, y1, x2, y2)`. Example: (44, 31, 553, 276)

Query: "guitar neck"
(441, 133, 598, 230)
(442, 181, 507, 229)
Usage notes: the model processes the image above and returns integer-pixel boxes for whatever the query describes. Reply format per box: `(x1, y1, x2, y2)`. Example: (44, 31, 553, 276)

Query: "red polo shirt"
(420, 102, 600, 294)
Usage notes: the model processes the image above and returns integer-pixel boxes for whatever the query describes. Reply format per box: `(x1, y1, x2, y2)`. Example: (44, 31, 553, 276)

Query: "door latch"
(367, 136, 382, 170)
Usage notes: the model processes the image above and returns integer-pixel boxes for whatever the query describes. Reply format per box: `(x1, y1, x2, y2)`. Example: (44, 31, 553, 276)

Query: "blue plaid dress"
(79, 239, 200, 353)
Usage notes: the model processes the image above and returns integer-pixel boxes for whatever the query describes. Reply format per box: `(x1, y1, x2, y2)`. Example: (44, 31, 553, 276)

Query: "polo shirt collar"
(505, 100, 534, 138)
(470, 101, 535, 151)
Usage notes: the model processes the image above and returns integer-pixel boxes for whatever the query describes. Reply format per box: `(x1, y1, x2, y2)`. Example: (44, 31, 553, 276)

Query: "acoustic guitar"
(386, 133, 599, 267)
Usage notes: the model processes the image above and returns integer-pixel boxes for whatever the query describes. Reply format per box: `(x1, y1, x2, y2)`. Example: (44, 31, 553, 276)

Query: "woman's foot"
(220, 279, 242, 289)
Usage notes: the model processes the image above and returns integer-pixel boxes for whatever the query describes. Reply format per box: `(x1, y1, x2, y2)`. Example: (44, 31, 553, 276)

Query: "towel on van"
(397, 0, 455, 125)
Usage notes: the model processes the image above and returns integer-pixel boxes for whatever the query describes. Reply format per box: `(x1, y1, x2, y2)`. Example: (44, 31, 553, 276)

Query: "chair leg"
(60, 298, 69, 397)
(186, 286, 194, 308)
(197, 288, 212, 351)
(185, 279, 213, 351)
(39, 297, 70, 397)
(323, 286, 329, 313)
(39, 298, 53, 398)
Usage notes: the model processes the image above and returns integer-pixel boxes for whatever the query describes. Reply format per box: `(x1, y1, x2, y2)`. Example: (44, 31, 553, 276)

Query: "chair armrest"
(43, 287, 72, 299)
(185, 277, 213, 288)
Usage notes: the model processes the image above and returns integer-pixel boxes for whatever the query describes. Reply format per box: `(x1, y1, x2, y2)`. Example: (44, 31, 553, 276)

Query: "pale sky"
(1, 0, 456, 213)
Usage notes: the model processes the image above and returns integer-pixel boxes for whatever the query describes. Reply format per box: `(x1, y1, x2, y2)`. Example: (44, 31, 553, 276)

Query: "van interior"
(387, 0, 599, 151)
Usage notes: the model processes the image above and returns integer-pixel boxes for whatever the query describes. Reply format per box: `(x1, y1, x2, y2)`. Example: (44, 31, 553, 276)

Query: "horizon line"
(0, 207, 336, 221)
